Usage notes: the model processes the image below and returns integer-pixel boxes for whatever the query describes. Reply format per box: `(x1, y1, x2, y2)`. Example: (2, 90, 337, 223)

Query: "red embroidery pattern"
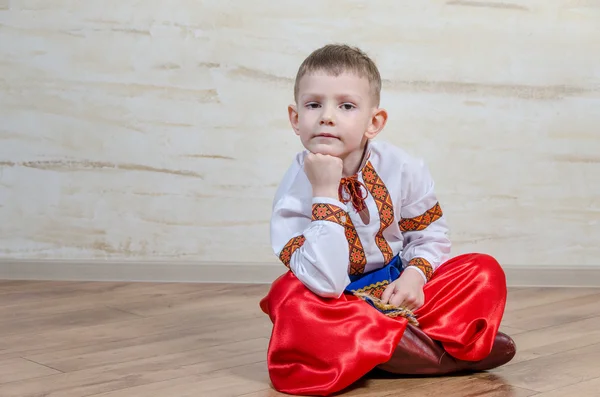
(312, 203, 347, 226)
(408, 257, 434, 281)
(279, 235, 306, 269)
(399, 202, 443, 232)
(279, 204, 367, 275)
(362, 161, 394, 264)
(345, 215, 367, 275)
(312, 203, 366, 275)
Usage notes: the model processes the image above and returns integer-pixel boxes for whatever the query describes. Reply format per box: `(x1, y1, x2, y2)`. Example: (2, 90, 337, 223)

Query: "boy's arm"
(271, 195, 351, 298)
(270, 154, 351, 298)
(399, 158, 451, 283)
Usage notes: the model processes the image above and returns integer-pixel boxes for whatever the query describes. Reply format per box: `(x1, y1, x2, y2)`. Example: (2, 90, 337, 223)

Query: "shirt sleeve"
(270, 158, 351, 298)
(398, 157, 451, 283)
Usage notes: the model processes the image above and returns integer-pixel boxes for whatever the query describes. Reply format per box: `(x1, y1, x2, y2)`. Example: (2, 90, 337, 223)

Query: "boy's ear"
(288, 104, 300, 136)
(365, 107, 388, 139)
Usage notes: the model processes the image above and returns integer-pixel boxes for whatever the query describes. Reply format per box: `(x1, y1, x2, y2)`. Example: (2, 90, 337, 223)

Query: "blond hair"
(293, 44, 382, 106)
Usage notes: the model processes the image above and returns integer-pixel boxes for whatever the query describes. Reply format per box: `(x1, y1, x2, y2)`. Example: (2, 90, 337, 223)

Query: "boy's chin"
(306, 144, 342, 157)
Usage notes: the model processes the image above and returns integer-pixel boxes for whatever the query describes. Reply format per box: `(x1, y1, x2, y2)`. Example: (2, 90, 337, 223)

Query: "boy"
(259, 44, 516, 396)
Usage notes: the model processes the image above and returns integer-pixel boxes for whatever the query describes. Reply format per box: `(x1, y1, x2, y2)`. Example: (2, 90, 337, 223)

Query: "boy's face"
(288, 72, 386, 161)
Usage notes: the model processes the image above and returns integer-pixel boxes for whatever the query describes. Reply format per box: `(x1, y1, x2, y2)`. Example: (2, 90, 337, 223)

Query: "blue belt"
(344, 255, 419, 325)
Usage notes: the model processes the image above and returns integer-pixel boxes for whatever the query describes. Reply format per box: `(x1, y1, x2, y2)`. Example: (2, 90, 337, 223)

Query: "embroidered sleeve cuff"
(312, 203, 348, 227)
(279, 235, 306, 269)
(399, 202, 443, 232)
(407, 257, 434, 282)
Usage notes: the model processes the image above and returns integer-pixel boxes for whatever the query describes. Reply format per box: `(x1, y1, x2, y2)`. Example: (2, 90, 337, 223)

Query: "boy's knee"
(469, 253, 506, 284)
(269, 271, 302, 298)
(261, 271, 301, 312)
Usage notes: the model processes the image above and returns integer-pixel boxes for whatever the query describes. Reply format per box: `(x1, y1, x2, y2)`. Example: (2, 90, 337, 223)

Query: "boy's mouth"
(315, 133, 339, 139)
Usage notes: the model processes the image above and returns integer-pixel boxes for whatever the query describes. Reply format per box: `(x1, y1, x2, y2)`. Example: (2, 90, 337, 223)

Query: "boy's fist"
(380, 268, 426, 311)
(304, 153, 343, 199)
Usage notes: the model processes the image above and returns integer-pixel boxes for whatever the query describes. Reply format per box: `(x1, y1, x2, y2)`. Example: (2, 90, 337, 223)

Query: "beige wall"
(1, 1, 599, 269)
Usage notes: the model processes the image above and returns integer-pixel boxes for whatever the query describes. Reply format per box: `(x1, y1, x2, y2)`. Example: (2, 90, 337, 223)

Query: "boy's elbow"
(290, 255, 349, 298)
(313, 285, 344, 299)
(309, 275, 349, 299)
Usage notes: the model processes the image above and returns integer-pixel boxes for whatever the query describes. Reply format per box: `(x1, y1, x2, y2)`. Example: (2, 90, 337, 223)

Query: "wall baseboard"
(0, 259, 288, 284)
(1, 259, 600, 287)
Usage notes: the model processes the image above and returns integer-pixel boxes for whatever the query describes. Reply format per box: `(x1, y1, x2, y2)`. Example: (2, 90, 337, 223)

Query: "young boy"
(259, 44, 516, 396)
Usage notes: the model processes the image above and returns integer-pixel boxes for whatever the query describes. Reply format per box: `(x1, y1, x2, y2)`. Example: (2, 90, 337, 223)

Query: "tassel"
(353, 291, 419, 326)
(339, 176, 368, 213)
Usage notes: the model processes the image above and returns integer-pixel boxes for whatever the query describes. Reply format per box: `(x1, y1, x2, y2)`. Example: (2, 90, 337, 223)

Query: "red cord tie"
(338, 175, 368, 213)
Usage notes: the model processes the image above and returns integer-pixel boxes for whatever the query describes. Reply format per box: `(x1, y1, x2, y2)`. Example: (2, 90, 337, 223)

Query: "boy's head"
(293, 44, 382, 107)
(288, 44, 388, 171)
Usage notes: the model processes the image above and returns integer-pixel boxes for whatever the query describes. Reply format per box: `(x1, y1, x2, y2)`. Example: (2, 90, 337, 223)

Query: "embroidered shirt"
(271, 140, 451, 298)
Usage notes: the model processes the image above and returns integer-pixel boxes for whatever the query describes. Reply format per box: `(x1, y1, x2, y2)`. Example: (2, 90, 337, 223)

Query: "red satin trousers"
(259, 253, 508, 396)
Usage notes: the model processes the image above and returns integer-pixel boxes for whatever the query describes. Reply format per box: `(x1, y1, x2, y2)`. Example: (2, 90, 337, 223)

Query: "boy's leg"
(260, 254, 512, 393)
(260, 271, 408, 396)
(377, 253, 515, 375)
(416, 253, 508, 361)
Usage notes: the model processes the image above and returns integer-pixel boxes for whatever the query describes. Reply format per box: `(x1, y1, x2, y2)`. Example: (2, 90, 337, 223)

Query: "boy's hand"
(304, 153, 343, 199)
(380, 268, 426, 311)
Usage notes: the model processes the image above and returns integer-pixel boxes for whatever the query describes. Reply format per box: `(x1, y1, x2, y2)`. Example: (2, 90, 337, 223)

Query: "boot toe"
(468, 332, 516, 372)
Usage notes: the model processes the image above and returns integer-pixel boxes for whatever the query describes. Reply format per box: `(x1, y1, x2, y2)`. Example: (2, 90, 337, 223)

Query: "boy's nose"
(320, 116, 334, 126)
(319, 106, 335, 126)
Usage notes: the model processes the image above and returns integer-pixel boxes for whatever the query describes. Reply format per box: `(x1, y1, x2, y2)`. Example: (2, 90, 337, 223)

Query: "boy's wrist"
(402, 266, 427, 286)
(312, 185, 339, 200)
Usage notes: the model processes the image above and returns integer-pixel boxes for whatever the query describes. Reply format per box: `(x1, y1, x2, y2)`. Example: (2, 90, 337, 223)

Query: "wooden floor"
(1, 282, 600, 397)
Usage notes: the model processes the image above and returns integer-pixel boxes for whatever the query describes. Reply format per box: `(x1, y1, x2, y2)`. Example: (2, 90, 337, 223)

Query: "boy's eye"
(341, 103, 355, 110)
(306, 102, 320, 109)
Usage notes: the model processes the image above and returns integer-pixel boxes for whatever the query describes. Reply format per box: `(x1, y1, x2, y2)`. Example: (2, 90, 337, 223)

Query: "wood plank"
(534, 376, 600, 397)
(0, 293, 265, 359)
(237, 370, 451, 397)
(239, 389, 286, 397)
(0, 306, 141, 337)
(501, 291, 600, 330)
(0, 358, 60, 384)
(0, 280, 83, 292)
(499, 324, 528, 336)
(352, 375, 537, 397)
(0, 281, 140, 305)
(482, 341, 600, 392)
(505, 287, 600, 311)
(0, 282, 266, 322)
(341, 373, 449, 396)
(0, 339, 268, 397)
(83, 362, 272, 397)
(507, 315, 600, 365)
(0, 280, 250, 309)
(0, 280, 62, 290)
(238, 372, 539, 397)
(24, 316, 271, 372)
(107, 284, 268, 317)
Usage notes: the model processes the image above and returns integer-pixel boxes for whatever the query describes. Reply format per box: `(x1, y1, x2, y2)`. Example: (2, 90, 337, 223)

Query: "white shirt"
(271, 140, 451, 298)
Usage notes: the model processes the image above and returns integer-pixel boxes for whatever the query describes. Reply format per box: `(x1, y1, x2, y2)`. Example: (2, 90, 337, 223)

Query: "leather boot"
(376, 324, 516, 375)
